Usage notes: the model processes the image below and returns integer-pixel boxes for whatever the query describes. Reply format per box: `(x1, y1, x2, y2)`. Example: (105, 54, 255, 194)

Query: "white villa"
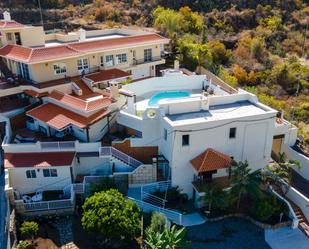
(0, 12, 308, 230)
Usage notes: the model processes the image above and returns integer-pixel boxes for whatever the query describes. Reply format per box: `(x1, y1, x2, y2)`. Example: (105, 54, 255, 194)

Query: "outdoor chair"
(22, 195, 32, 203)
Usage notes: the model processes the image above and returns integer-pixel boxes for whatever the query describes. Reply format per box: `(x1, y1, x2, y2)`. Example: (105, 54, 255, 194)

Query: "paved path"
(0, 172, 8, 249)
(128, 187, 205, 227)
(265, 227, 309, 249)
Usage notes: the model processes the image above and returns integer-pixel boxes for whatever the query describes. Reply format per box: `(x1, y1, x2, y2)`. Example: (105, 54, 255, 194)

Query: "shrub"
(16, 241, 34, 249)
(147, 212, 167, 233)
(252, 194, 282, 222)
(20, 221, 39, 242)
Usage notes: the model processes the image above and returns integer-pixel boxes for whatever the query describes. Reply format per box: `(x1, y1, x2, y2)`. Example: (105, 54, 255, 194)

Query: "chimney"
(3, 11, 11, 21)
(109, 81, 119, 99)
(79, 28, 86, 42)
(174, 60, 179, 70)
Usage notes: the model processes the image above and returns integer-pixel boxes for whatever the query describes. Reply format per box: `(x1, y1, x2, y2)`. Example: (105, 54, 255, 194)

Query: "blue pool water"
(148, 91, 190, 106)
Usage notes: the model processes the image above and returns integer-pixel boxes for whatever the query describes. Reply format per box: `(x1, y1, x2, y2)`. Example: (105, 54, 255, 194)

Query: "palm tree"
(199, 186, 227, 213)
(144, 225, 189, 249)
(188, 43, 213, 74)
(230, 161, 261, 209)
(266, 152, 301, 194)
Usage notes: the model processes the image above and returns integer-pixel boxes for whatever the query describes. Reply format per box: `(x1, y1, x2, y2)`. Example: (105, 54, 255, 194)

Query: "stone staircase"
(273, 185, 309, 237)
(291, 202, 309, 237)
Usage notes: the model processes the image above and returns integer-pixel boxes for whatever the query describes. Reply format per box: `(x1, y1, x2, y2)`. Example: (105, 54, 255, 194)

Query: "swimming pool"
(148, 91, 190, 106)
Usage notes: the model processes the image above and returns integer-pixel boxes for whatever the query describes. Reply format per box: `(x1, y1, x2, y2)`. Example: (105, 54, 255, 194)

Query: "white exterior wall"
(8, 166, 72, 194)
(167, 115, 275, 197)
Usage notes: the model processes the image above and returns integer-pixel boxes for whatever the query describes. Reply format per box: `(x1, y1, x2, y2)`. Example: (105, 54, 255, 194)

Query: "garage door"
(132, 67, 150, 80)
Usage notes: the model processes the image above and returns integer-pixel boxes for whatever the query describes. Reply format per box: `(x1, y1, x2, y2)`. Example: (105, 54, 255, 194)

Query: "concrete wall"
(282, 144, 309, 181)
(286, 187, 309, 222)
(169, 115, 275, 197)
(8, 166, 72, 194)
(128, 164, 157, 186)
(123, 74, 207, 97)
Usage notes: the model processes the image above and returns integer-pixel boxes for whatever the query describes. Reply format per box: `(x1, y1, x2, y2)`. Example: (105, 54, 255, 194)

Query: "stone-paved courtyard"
(184, 217, 272, 249)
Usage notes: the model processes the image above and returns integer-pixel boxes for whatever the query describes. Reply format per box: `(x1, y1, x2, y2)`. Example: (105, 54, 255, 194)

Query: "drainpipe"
(86, 127, 90, 142)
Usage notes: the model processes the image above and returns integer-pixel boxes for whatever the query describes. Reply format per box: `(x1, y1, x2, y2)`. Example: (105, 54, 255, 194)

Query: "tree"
(199, 186, 228, 213)
(188, 43, 213, 73)
(232, 64, 248, 85)
(152, 7, 183, 38)
(20, 221, 39, 243)
(144, 225, 189, 249)
(230, 161, 261, 209)
(147, 212, 167, 233)
(88, 176, 117, 195)
(16, 241, 34, 249)
(82, 189, 140, 243)
(207, 40, 232, 66)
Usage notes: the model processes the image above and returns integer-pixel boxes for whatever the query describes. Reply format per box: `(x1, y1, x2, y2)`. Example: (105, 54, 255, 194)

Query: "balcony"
(133, 56, 164, 66)
(14, 186, 75, 215)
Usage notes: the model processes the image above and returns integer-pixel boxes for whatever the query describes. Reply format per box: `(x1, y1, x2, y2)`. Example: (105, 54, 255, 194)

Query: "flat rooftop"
(167, 101, 269, 126)
(45, 34, 126, 47)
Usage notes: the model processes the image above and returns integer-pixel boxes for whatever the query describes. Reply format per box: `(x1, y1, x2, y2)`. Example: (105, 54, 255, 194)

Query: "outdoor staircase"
(290, 202, 309, 237)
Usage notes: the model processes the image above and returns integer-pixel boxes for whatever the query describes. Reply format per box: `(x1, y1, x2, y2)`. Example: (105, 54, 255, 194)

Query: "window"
(229, 127, 236, 139)
(115, 53, 127, 64)
(105, 55, 114, 67)
(6, 33, 12, 41)
(53, 63, 67, 75)
(77, 58, 89, 71)
(144, 48, 152, 62)
(43, 169, 58, 177)
(26, 170, 36, 179)
(17, 62, 30, 80)
(164, 129, 167, 141)
(182, 134, 189, 146)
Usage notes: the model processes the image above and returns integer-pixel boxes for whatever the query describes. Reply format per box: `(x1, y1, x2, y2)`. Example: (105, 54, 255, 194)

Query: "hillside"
(1, 0, 308, 143)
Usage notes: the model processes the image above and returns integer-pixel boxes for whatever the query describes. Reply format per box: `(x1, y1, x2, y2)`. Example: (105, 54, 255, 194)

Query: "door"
(77, 58, 89, 75)
(272, 135, 284, 160)
(14, 32, 22, 45)
(132, 67, 150, 80)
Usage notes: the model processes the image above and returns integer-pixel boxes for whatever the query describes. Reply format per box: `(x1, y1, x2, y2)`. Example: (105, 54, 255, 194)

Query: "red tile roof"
(0, 20, 26, 29)
(0, 44, 32, 61)
(190, 148, 232, 173)
(0, 33, 169, 63)
(49, 90, 112, 112)
(85, 69, 131, 83)
(4, 152, 75, 168)
(24, 90, 48, 98)
(26, 103, 110, 130)
(69, 33, 169, 53)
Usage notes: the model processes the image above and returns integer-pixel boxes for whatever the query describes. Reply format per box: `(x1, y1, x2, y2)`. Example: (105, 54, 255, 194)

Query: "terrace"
(0, 95, 30, 113)
(14, 186, 75, 214)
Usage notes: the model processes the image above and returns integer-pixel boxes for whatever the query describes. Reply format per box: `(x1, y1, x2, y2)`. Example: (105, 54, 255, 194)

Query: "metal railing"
(133, 56, 163, 66)
(16, 185, 75, 212)
(141, 181, 171, 208)
(40, 141, 76, 150)
(22, 199, 74, 212)
(99, 147, 142, 168)
(128, 197, 183, 225)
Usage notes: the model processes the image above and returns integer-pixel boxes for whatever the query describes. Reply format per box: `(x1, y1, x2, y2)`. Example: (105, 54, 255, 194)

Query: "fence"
(100, 146, 142, 168)
(269, 186, 299, 229)
(141, 181, 171, 208)
(15, 185, 75, 213)
(128, 197, 183, 225)
(40, 141, 76, 150)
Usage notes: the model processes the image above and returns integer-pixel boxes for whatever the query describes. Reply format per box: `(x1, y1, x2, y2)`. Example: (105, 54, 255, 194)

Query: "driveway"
(265, 227, 309, 249)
